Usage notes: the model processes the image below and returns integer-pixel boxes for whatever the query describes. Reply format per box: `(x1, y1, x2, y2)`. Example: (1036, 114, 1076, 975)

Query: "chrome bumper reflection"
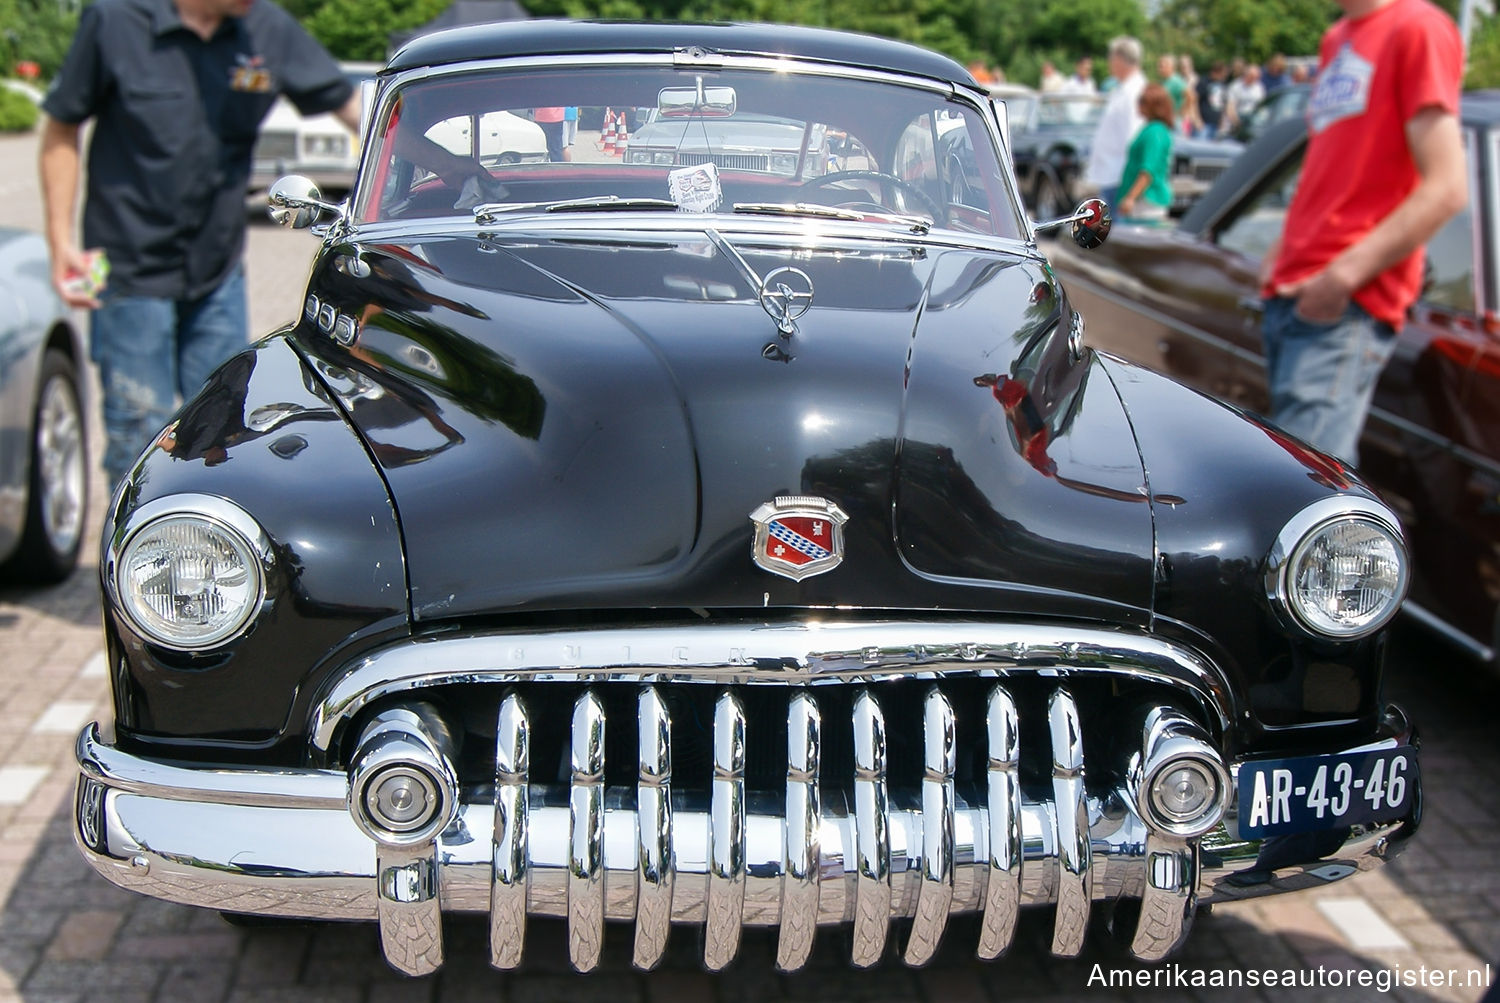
(73, 695, 1417, 975)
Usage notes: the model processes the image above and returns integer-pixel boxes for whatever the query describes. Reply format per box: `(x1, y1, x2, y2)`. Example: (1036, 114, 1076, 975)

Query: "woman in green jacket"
(1118, 82, 1175, 220)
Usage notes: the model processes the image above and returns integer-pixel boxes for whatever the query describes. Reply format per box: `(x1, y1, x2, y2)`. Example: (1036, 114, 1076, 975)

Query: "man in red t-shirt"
(1259, 0, 1466, 464)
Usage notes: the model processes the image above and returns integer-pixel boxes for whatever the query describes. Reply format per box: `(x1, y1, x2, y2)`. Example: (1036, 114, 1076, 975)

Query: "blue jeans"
(90, 265, 248, 487)
(1097, 184, 1119, 208)
(1262, 296, 1396, 465)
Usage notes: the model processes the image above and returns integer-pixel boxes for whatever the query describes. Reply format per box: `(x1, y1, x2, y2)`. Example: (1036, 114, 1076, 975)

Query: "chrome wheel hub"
(37, 374, 85, 557)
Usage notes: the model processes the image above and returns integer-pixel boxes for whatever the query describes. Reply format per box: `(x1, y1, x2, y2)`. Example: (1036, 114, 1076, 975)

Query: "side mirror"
(268, 175, 344, 230)
(1033, 198, 1112, 249)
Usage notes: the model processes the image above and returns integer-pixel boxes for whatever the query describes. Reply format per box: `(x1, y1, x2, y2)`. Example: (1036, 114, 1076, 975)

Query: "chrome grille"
(465, 679, 1118, 973)
(677, 152, 771, 172)
(253, 131, 297, 162)
(78, 621, 1304, 977)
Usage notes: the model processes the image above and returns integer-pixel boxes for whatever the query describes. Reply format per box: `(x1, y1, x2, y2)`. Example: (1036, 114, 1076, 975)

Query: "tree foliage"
(1151, 0, 1337, 66)
(302, 0, 452, 62)
(1, 0, 1460, 92)
(0, 0, 80, 80)
(1468, 11, 1500, 90)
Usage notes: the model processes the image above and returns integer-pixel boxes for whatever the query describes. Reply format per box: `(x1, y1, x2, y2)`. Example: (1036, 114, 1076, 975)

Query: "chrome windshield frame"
(351, 51, 1028, 241)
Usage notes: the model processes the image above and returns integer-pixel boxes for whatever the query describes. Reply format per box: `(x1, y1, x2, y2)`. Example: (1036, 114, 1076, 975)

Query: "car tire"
(1032, 171, 1069, 221)
(0, 349, 87, 585)
(497, 152, 522, 165)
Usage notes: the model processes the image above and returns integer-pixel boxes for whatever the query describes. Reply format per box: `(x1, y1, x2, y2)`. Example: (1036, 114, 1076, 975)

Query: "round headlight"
(1270, 498, 1408, 640)
(113, 503, 268, 650)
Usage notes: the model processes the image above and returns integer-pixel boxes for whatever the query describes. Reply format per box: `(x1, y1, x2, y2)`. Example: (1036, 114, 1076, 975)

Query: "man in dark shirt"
(1195, 62, 1228, 138)
(39, 0, 358, 486)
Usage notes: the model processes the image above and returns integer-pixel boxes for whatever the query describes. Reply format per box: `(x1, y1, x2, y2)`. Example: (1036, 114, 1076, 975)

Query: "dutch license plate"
(1237, 747, 1418, 839)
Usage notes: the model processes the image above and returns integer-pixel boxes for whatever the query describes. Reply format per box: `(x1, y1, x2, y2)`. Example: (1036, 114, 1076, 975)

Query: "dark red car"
(1050, 95, 1500, 666)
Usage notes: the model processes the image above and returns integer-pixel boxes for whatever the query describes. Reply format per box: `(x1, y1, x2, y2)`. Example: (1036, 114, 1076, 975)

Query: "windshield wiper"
(733, 201, 932, 234)
(473, 196, 680, 223)
(732, 201, 864, 221)
(544, 196, 682, 213)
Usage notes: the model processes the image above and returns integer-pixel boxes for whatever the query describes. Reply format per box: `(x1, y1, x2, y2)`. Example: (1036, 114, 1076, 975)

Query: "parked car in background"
(1167, 132, 1242, 214)
(627, 98, 832, 177)
(1049, 96, 1500, 667)
(424, 108, 548, 167)
(0, 228, 87, 583)
(74, 20, 1422, 980)
(1004, 88, 1098, 217)
(1233, 84, 1310, 144)
(249, 62, 382, 195)
(996, 85, 1241, 217)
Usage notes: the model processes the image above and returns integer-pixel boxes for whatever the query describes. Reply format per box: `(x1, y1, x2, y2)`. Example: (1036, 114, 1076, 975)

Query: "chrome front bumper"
(74, 680, 1418, 976)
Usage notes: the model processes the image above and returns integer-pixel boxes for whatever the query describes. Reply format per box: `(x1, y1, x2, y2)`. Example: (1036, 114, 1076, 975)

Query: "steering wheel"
(797, 170, 943, 220)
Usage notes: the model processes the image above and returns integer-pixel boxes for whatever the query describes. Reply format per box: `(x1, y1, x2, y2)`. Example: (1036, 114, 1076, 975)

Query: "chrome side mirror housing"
(268, 175, 345, 230)
(1033, 198, 1112, 249)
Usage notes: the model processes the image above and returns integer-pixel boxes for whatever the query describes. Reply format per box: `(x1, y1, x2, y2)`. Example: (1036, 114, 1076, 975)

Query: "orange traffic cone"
(601, 109, 617, 156)
(613, 111, 628, 158)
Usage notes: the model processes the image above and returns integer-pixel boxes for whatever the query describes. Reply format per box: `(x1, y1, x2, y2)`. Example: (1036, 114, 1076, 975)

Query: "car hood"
(631, 119, 806, 151)
(303, 226, 1155, 622)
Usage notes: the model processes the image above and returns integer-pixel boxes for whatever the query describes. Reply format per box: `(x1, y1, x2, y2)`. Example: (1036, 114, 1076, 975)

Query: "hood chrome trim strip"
(308, 620, 1234, 759)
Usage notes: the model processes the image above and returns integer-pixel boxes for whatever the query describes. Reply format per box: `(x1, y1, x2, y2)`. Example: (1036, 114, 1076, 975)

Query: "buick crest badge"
(758, 267, 814, 336)
(750, 496, 849, 581)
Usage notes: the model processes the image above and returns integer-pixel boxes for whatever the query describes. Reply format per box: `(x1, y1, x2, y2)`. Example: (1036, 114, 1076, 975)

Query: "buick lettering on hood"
(74, 19, 1419, 977)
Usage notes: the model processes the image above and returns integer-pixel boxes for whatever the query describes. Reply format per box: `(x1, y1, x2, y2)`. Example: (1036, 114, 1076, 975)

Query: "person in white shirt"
(1084, 37, 1146, 206)
(1226, 65, 1265, 131)
(1060, 56, 1097, 94)
(1039, 61, 1064, 92)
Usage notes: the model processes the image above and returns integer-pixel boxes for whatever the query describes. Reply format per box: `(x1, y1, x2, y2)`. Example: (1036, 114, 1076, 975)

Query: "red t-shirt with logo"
(1265, 0, 1463, 329)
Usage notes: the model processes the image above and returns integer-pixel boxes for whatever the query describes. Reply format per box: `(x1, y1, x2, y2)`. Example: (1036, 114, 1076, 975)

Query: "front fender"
(101, 333, 409, 761)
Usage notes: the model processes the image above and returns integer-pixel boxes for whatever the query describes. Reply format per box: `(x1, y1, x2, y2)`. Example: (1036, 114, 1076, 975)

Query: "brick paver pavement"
(1, 128, 1497, 1002)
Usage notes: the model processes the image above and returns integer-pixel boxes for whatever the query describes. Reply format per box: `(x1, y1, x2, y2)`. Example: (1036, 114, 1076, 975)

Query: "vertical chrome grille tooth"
(490, 694, 529, 970)
(903, 687, 956, 967)
(568, 690, 606, 973)
(776, 691, 821, 972)
(376, 845, 444, 975)
(1130, 841, 1198, 961)
(977, 685, 1021, 960)
(633, 686, 674, 971)
(1048, 687, 1091, 957)
(851, 689, 890, 968)
(705, 689, 747, 971)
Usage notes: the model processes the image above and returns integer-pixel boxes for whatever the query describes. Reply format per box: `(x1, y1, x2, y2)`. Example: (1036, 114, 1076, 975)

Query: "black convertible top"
(386, 18, 975, 87)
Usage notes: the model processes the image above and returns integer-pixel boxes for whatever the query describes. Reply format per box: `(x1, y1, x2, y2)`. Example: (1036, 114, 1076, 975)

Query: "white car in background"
(424, 109, 548, 167)
(250, 62, 382, 195)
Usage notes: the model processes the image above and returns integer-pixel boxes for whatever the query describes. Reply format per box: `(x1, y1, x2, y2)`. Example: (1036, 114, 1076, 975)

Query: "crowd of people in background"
(1016, 46, 1314, 142)
(1008, 40, 1319, 221)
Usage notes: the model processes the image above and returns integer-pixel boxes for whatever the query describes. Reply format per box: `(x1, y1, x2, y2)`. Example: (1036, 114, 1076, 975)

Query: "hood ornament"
(758, 267, 814, 337)
(750, 496, 848, 581)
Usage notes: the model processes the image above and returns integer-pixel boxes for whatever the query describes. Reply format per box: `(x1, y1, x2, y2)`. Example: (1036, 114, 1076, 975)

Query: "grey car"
(0, 228, 88, 583)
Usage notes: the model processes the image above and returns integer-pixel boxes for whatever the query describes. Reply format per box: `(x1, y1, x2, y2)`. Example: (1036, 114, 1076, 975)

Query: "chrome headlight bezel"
(1265, 496, 1409, 641)
(105, 494, 274, 652)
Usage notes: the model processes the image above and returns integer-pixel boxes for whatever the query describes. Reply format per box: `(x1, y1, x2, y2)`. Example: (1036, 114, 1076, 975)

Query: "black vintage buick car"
(75, 20, 1419, 977)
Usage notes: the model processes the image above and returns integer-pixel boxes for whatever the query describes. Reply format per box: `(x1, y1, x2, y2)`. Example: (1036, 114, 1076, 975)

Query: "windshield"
(1037, 96, 1103, 127)
(355, 64, 1024, 239)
